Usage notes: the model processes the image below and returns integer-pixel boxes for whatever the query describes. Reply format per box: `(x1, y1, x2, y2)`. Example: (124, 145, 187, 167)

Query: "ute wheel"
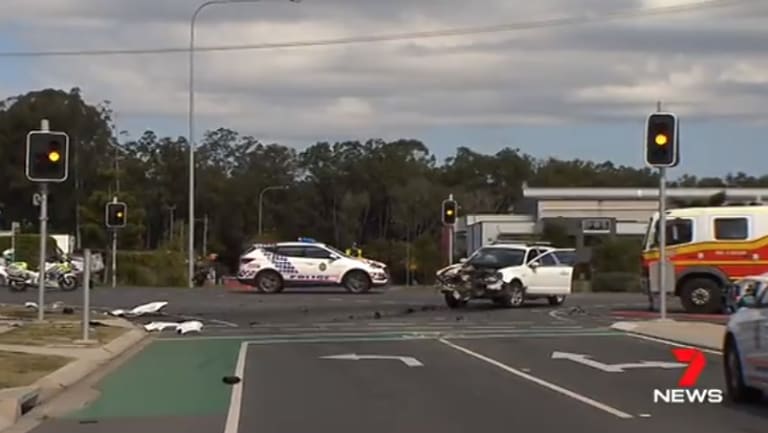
(444, 292, 467, 309)
(496, 281, 525, 308)
(548, 295, 566, 306)
(724, 335, 763, 403)
(255, 270, 284, 294)
(343, 270, 372, 294)
(680, 278, 723, 314)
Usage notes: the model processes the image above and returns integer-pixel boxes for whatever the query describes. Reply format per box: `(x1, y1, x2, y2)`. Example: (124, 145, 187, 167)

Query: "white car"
(435, 243, 574, 308)
(236, 240, 389, 294)
(723, 274, 768, 403)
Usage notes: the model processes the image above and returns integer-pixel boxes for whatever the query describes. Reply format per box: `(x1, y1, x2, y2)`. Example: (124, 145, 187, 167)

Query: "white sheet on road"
(144, 320, 204, 335)
(110, 301, 168, 317)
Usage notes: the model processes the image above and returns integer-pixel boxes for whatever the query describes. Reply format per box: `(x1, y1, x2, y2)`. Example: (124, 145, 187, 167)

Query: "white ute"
(435, 242, 574, 309)
(237, 240, 389, 294)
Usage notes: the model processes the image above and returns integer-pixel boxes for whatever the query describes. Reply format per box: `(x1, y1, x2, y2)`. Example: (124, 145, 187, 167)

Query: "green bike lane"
(28, 328, 624, 433)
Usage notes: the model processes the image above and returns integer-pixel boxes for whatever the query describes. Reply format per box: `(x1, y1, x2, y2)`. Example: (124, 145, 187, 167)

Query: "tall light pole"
(258, 185, 289, 237)
(188, 0, 299, 287)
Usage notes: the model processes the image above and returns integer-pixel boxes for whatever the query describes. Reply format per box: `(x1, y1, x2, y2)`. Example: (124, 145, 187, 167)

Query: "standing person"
(345, 242, 363, 258)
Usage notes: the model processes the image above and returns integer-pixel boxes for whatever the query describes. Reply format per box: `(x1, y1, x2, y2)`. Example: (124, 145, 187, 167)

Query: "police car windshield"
(325, 245, 349, 257)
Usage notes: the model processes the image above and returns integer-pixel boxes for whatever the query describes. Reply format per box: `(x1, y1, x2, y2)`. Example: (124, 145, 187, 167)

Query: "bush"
(0, 235, 59, 269)
(113, 250, 187, 287)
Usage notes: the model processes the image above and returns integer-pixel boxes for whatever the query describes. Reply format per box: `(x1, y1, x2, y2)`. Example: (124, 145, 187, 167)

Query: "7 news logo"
(653, 348, 724, 404)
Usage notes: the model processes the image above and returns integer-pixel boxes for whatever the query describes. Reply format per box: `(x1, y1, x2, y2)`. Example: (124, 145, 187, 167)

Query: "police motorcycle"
(3, 249, 80, 292)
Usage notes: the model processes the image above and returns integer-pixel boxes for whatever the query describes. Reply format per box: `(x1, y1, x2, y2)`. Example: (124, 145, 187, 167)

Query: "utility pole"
(202, 214, 208, 256)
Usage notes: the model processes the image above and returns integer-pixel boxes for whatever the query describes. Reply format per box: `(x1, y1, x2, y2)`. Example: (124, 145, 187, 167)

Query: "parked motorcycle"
(6, 256, 80, 292)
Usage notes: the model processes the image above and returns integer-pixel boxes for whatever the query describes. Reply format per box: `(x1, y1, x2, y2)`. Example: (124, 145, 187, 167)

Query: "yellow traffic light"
(446, 209, 454, 216)
(654, 133, 668, 146)
(48, 151, 61, 162)
(116, 211, 124, 218)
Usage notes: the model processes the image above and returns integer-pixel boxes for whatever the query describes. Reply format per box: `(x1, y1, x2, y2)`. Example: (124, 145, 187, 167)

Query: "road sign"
(551, 351, 684, 372)
(581, 218, 612, 234)
(321, 353, 423, 367)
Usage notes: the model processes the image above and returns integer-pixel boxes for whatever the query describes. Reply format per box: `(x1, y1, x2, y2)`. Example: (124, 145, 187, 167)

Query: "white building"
(455, 186, 768, 255)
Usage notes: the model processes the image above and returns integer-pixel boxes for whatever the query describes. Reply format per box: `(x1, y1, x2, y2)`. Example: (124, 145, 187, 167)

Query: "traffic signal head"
(645, 112, 679, 168)
(442, 199, 458, 225)
(25, 131, 70, 182)
(106, 202, 127, 228)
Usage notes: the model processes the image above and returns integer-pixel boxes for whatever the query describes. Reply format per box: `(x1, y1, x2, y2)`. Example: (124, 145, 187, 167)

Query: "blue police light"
(297, 237, 317, 243)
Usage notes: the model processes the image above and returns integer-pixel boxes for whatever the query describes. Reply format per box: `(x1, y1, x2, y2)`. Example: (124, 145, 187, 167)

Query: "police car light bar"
(298, 237, 317, 243)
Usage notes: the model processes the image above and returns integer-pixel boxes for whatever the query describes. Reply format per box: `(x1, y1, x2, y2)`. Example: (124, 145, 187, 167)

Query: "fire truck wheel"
(680, 277, 723, 314)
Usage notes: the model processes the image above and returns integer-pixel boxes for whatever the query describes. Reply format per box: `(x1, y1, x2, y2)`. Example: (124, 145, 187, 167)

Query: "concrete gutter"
(0, 327, 148, 431)
(611, 319, 725, 351)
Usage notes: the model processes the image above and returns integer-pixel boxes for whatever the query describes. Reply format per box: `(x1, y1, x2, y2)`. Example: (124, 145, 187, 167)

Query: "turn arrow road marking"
(551, 351, 685, 373)
(321, 353, 423, 367)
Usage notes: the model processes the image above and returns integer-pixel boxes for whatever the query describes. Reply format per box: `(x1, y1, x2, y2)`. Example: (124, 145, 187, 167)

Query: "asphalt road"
(7, 286, 764, 433)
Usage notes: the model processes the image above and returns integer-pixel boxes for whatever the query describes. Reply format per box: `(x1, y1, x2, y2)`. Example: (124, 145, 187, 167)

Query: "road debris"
(109, 301, 168, 317)
(143, 320, 204, 335)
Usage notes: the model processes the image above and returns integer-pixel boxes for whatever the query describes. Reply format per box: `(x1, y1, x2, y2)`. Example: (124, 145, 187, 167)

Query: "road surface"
(4, 287, 762, 433)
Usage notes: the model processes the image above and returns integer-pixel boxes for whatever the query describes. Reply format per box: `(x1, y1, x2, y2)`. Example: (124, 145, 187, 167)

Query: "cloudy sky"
(1, 0, 767, 177)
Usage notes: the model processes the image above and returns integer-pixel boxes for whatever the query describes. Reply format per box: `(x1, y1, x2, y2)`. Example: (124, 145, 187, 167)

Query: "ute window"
(714, 217, 749, 240)
(651, 218, 693, 248)
(468, 248, 526, 268)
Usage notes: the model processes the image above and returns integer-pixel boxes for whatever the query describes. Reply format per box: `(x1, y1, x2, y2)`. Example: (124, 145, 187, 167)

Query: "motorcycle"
(6, 256, 80, 292)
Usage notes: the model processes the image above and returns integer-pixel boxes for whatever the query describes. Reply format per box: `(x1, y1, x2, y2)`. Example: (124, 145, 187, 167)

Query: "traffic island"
(611, 319, 725, 350)
(0, 314, 148, 430)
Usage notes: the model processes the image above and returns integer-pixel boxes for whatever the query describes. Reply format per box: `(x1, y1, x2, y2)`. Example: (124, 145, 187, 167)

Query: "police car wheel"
(256, 270, 284, 294)
(343, 271, 371, 294)
(724, 336, 763, 403)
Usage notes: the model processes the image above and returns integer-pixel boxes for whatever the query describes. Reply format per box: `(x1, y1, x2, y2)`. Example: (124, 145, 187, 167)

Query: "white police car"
(237, 238, 389, 294)
(723, 274, 768, 403)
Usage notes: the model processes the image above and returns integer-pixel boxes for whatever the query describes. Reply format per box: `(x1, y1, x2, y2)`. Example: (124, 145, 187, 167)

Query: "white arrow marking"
(321, 353, 423, 367)
(551, 352, 685, 373)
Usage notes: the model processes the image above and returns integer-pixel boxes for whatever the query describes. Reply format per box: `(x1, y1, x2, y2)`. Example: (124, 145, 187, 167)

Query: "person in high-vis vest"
(345, 242, 363, 258)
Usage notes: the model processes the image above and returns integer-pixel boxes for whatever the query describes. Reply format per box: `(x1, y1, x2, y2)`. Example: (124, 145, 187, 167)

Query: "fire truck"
(642, 205, 768, 314)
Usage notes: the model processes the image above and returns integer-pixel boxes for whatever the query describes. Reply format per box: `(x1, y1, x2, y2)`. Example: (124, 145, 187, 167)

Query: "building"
(456, 186, 768, 255)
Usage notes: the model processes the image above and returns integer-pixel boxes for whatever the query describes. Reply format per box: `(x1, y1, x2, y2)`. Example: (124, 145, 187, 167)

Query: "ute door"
(526, 250, 571, 295)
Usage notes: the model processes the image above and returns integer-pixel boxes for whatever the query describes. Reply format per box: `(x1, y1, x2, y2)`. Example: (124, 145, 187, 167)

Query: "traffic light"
(442, 199, 458, 225)
(25, 131, 70, 182)
(105, 202, 127, 228)
(645, 112, 679, 168)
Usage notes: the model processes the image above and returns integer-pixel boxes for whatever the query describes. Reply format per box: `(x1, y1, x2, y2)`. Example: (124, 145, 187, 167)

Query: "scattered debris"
(143, 320, 204, 335)
(249, 321, 261, 326)
(373, 311, 382, 319)
(51, 301, 65, 310)
(420, 305, 437, 312)
(404, 307, 415, 314)
(300, 307, 309, 313)
(567, 306, 587, 315)
(62, 307, 75, 315)
(455, 316, 464, 321)
(110, 301, 169, 317)
(24, 302, 37, 310)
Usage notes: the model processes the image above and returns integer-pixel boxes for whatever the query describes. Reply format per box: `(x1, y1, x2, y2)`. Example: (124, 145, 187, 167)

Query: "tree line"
(2, 88, 767, 284)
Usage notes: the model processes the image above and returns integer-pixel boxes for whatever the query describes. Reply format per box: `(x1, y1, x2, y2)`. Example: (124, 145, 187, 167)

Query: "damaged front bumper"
(436, 267, 505, 299)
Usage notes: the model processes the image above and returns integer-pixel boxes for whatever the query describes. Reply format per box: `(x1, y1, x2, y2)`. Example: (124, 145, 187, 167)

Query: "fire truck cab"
(642, 205, 768, 314)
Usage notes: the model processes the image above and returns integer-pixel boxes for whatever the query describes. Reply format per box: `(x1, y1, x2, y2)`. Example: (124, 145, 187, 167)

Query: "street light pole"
(188, 0, 299, 288)
(258, 185, 289, 237)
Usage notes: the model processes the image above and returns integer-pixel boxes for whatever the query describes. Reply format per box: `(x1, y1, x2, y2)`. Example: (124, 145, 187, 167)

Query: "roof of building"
(523, 187, 768, 200)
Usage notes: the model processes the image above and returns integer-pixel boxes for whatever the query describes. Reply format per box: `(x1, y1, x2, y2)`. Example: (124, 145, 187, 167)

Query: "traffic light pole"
(37, 118, 51, 322)
(111, 229, 117, 289)
(37, 183, 48, 322)
(447, 193, 454, 265)
(658, 167, 667, 320)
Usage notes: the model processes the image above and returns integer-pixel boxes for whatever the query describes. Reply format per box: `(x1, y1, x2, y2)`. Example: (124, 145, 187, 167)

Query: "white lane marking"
(223, 342, 248, 433)
(638, 413, 652, 418)
(549, 310, 575, 322)
(438, 339, 634, 419)
(208, 318, 239, 328)
(625, 333, 723, 356)
(328, 298, 344, 302)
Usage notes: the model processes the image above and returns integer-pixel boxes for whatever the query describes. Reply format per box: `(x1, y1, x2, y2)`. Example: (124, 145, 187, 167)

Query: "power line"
(0, 0, 754, 58)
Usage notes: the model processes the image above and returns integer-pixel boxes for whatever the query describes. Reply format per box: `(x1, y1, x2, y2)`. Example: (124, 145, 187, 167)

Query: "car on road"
(435, 242, 574, 309)
(723, 274, 768, 403)
(236, 240, 389, 294)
